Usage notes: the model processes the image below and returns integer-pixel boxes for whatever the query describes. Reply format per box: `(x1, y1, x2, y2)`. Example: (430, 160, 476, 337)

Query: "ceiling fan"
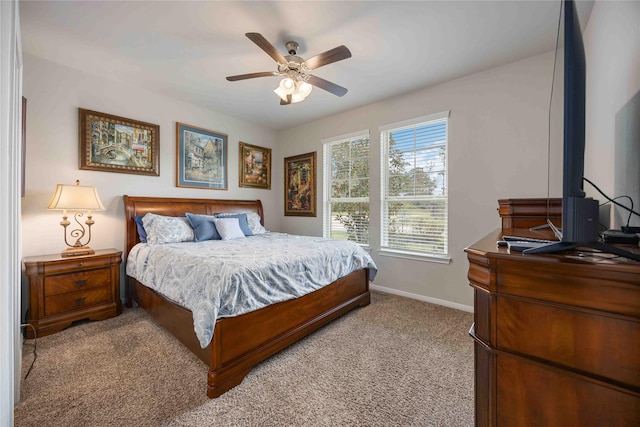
(226, 33, 352, 105)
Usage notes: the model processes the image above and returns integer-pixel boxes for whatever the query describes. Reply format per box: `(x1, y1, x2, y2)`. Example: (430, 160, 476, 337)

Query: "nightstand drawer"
(44, 286, 112, 316)
(44, 268, 111, 296)
(43, 257, 110, 275)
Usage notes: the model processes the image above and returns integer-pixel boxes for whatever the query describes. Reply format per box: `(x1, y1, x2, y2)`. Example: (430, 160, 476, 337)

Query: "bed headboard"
(123, 195, 264, 256)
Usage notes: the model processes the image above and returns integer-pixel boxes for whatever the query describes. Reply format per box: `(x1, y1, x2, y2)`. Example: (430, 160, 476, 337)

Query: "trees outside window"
(322, 111, 449, 258)
(323, 134, 370, 245)
(380, 112, 449, 257)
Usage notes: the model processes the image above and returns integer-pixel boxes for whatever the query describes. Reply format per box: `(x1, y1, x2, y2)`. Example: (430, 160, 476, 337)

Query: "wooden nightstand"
(23, 248, 122, 338)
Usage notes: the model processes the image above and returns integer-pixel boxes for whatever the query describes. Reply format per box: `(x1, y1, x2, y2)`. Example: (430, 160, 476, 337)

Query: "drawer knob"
(76, 262, 84, 267)
(75, 297, 86, 307)
(74, 279, 88, 288)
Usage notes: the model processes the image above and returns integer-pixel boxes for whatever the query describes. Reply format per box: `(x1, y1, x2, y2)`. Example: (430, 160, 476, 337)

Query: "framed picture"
(239, 141, 271, 189)
(284, 151, 316, 217)
(176, 122, 228, 190)
(78, 108, 160, 176)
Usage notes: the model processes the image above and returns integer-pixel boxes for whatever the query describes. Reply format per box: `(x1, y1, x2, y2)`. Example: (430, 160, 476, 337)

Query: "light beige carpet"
(15, 292, 474, 426)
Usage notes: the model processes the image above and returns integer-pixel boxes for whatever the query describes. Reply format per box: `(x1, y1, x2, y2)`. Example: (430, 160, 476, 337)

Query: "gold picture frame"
(284, 151, 316, 217)
(79, 108, 160, 176)
(239, 142, 271, 189)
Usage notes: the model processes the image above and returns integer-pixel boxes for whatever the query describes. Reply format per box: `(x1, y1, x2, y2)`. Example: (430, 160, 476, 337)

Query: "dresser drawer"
(44, 286, 112, 316)
(43, 257, 111, 275)
(497, 352, 640, 426)
(496, 295, 640, 389)
(44, 268, 111, 296)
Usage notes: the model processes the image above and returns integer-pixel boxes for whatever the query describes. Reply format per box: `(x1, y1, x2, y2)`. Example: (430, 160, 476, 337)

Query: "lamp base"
(61, 246, 95, 257)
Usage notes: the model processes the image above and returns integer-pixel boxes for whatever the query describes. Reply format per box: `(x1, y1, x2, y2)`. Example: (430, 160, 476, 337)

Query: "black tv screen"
(560, 0, 599, 243)
(526, 0, 640, 261)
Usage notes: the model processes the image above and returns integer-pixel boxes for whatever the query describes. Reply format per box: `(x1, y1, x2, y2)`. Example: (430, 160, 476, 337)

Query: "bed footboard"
(207, 268, 370, 398)
(130, 268, 369, 398)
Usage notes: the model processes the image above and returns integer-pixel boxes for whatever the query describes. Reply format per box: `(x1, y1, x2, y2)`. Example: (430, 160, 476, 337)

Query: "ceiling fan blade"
(280, 94, 292, 106)
(306, 75, 348, 97)
(245, 33, 288, 64)
(303, 45, 352, 70)
(226, 71, 275, 81)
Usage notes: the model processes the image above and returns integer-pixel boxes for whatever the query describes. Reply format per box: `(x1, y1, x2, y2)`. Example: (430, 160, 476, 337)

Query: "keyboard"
(498, 235, 557, 252)
(506, 240, 551, 252)
(502, 235, 556, 244)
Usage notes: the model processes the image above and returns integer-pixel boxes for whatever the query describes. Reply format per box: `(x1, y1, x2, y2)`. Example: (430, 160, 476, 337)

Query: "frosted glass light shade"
(290, 81, 313, 103)
(279, 78, 295, 94)
(274, 86, 289, 102)
(297, 81, 313, 98)
(291, 92, 305, 103)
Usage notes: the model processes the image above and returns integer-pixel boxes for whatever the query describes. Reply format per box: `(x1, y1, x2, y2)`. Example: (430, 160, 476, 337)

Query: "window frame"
(379, 111, 450, 262)
(322, 130, 371, 247)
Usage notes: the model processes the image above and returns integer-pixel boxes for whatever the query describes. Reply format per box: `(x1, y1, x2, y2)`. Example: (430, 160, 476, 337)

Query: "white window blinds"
(380, 112, 449, 256)
(323, 132, 370, 245)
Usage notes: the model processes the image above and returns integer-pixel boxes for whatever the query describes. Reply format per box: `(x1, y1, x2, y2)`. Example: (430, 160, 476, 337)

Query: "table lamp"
(47, 180, 105, 257)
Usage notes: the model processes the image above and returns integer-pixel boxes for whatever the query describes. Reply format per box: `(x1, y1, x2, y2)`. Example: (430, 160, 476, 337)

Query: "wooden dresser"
(24, 248, 122, 338)
(466, 199, 640, 426)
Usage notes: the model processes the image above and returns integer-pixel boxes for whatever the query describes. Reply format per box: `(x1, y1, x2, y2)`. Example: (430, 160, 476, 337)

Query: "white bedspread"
(126, 232, 377, 348)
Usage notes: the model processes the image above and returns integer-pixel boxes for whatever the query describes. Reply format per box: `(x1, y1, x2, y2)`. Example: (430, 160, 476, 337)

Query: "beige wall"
(584, 0, 640, 228)
(21, 54, 280, 301)
(27, 1, 640, 312)
(277, 52, 562, 309)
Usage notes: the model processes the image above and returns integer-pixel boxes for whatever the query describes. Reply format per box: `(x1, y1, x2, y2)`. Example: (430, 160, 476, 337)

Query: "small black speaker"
(601, 229, 640, 245)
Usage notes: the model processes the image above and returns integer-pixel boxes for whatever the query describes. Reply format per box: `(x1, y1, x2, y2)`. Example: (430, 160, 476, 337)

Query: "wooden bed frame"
(123, 195, 371, 398)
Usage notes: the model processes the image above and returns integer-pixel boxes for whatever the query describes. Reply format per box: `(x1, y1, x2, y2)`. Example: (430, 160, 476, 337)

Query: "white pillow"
(212, 218, 246, 240)
(142, 213, 194, 245)
(247, 212, 268, 234)
(216, 211, 268, 235)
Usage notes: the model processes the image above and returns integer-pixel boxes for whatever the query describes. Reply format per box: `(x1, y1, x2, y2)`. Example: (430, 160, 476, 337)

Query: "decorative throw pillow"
(246, 212, 268, 235)
(186, 213, 221, 242)
(212, 218, 246, 240)
(142, 213, 195, 245)
(134, 215, 147, 243)
(214, 213, 253, 236)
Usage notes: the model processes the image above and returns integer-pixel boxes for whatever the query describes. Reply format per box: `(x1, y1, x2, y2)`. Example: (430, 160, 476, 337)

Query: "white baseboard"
(370, 283, 474, 313)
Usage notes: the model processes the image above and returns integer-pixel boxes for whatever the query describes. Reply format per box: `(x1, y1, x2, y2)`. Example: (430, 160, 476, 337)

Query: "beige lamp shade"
(47, 182, 105, 212)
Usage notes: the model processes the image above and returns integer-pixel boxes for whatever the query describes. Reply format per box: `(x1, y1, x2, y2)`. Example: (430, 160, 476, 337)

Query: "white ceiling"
(20, 0, 594, 131)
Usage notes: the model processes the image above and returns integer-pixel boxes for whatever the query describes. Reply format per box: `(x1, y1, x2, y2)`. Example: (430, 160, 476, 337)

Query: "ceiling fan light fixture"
(274, 78, 313, 104)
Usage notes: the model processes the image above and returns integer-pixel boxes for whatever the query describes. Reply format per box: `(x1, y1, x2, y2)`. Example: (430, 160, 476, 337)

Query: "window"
(380, 111, 449, 258)
(323, 131, 370, 245)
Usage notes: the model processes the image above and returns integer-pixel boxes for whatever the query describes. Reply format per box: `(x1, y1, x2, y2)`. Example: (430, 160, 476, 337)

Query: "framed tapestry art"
(284, 151, 316, 216)
(79, 108, 159, 176)
(176, 122, 228, 190)
(239, 142, 271, 189)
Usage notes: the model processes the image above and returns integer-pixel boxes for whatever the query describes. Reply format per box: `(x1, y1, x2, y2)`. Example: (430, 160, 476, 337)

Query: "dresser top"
(466, 228, 640, 271)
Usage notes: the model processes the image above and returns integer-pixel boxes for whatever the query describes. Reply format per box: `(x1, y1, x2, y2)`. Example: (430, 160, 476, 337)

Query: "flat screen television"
(525, 0, 640, 261)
